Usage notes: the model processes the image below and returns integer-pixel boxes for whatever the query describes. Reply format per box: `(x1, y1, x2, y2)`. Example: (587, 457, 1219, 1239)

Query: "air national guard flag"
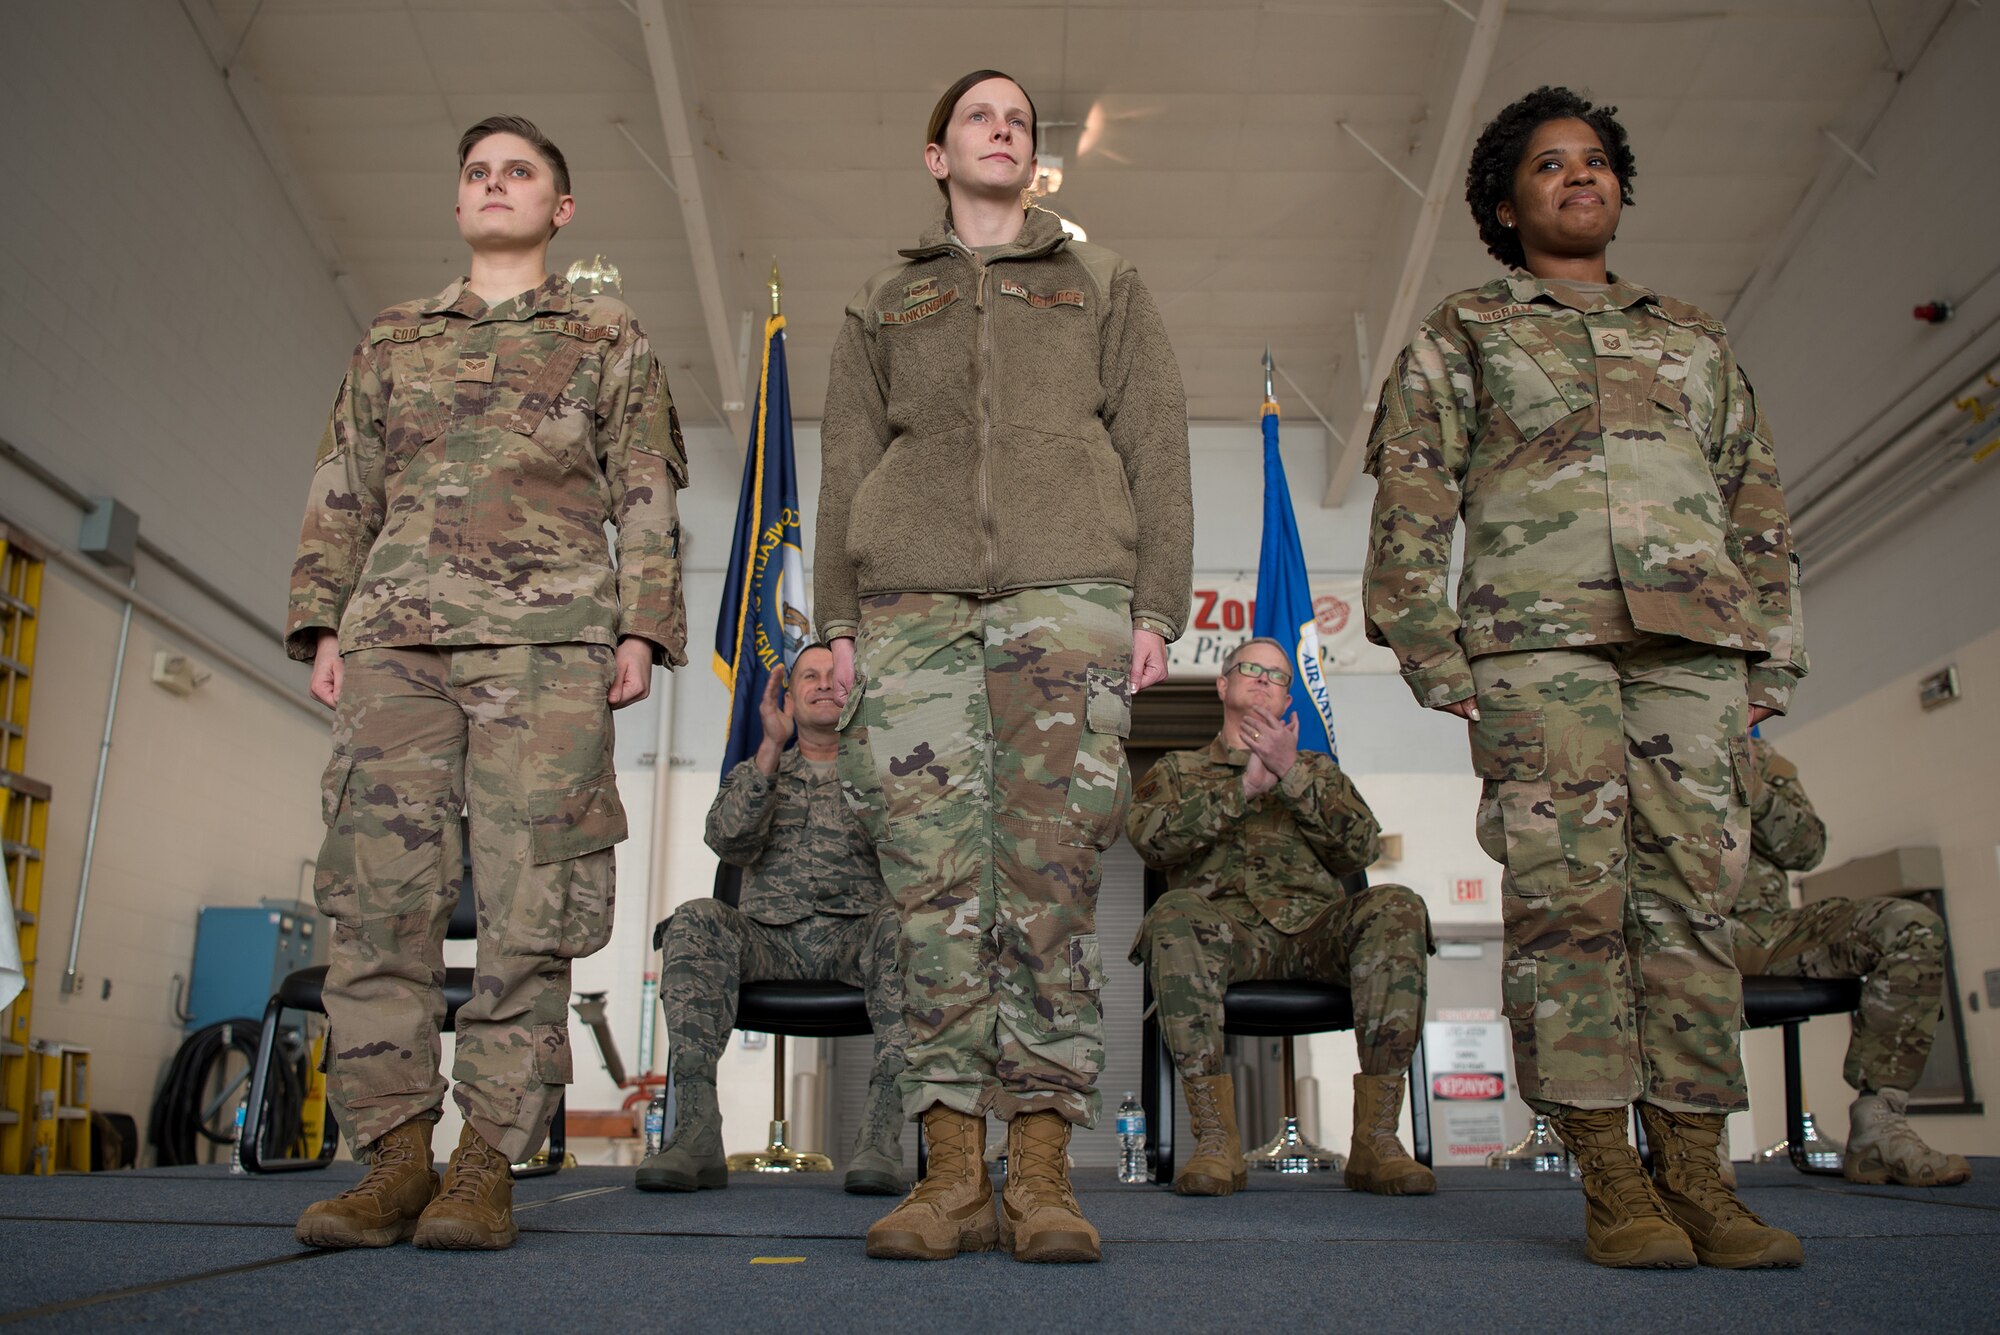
(1250, 397, 1339, 758)
(714, 309, 809, 775)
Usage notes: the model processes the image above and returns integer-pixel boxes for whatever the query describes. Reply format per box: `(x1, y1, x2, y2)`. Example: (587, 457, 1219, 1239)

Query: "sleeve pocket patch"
(320, 752, 353, 827)
(1085, 668, 1131, 738)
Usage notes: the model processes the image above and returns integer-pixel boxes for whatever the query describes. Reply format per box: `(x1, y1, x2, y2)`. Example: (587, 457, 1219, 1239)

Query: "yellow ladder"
(0, 526, 53, 1173)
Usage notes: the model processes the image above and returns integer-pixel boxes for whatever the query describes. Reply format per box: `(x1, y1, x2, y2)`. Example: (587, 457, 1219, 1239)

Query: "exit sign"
(1453, 877, 1485, 904)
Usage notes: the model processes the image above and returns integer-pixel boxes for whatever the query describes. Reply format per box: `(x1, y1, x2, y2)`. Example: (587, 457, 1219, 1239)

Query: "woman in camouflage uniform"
(816, 70, 1192, 1263)
(1362, 87, 1805, 1269)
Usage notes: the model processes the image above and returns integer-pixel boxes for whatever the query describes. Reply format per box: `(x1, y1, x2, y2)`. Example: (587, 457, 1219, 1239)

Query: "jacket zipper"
(973, 251, 996, 595)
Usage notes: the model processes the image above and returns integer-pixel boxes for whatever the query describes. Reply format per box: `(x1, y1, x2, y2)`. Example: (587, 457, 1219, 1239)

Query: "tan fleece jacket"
(815, 206, 1193, 642)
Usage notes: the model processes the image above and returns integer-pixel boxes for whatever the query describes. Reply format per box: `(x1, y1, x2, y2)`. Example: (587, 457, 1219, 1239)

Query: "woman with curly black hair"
(1362, 86, 1806, 1270)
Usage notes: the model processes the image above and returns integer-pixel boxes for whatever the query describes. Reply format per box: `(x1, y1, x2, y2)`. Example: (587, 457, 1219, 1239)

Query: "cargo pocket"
(835, 673, 888, 844)
(1068, 933, 1102, 993)
(315, 788, 449, 926)
(1038, 937, 1105, 1082)
(1468, 708, 1566, 895)
(319, 751, 353, 827)
(534, 1025, 575, 1087)
(526, 773, 628, 958)
(1726, 734, 1753, 807)
(1062, 668, 1131, 850)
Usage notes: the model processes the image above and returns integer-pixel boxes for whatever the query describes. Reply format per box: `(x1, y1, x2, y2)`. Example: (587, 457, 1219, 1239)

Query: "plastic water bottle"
(228, 1099, 248, 1175)
(643, 1093, 667, 1158)
(1116, 1091, 1147, 1183)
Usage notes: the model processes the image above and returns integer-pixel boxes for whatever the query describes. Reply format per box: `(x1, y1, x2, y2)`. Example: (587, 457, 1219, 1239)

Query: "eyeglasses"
(1228, 661, 1293, 688)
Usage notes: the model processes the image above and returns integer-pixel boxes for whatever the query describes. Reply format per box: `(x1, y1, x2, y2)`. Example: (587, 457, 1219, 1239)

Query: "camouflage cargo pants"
(1732, 895, 1947, 1093)
(659, 899, 907, 1088)
(316, 644, 626, 1163)
(1134, 885, 1431, 1078)
(1470, 636, 1752, 1115)
(839, 584, 1131, 1128)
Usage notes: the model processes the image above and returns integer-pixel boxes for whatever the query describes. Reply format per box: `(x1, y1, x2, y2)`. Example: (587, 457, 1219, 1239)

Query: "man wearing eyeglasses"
(1127, 637, 1433, 1198)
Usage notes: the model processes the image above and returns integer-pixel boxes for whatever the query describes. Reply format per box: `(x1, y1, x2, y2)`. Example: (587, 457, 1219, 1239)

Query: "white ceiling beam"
(634, 0, 747, 441)
(1324, 0, 1506, 506)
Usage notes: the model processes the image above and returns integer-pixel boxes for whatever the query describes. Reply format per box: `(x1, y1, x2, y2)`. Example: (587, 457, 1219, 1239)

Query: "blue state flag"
(1250, 399, 1339, 758)
(714, 310, 809, 775)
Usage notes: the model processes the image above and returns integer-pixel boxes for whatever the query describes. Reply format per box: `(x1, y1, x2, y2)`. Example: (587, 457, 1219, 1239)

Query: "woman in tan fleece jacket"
(817, 70, 1192, 1264)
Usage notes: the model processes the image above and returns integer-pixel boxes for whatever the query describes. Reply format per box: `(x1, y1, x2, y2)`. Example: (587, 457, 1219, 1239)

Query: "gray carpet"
(2, 1164, 1996, 1332)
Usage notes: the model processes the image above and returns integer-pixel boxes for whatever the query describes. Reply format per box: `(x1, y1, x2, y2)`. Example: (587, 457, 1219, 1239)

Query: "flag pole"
(770, 256, 782, 317)
(1263, 343, 1275, 404)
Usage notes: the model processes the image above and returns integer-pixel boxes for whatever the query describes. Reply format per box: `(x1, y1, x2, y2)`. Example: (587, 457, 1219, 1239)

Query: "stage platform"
(2, 1161, 1996, 1331)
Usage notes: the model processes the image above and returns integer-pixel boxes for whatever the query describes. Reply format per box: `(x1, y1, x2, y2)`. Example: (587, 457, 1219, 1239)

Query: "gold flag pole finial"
(769, 257, 782, 317)
(1263, 345, 1275, 403)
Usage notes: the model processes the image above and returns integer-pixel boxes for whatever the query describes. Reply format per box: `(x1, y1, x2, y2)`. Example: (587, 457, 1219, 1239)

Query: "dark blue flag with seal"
(1250, 396, 1339, 758)
(713, 309, 809, 775)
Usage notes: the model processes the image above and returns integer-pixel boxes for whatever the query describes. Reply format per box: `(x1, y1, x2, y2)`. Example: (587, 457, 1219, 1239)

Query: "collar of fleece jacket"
(899, 204, 1071, 262)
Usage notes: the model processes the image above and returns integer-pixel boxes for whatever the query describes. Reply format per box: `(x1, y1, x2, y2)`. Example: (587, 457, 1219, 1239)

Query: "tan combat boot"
(1845, 1088, 1972, 1187)
(1344, 1072, 1436, 1196)
(1175, 1074, 1246, 1196)
(865, 1105, 997, 1260)
(1638, 1105, 1802, 1268)
(1550, 1107, 1697, 1269)
(998, 1110, 1101, 1263)
(412, 1123, 518, 1250)
(294, 1116, 438, 1248)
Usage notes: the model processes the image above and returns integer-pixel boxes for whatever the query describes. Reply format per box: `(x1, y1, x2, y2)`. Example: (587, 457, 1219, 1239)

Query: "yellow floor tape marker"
(750, 1257, 807, 1265)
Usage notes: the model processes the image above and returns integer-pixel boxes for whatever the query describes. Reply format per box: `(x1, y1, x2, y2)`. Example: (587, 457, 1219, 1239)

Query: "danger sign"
(1433, 1072, 1506, 1101)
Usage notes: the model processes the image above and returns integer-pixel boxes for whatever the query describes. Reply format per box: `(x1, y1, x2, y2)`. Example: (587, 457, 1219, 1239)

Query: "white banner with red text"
(1165, 578, 1400, 678)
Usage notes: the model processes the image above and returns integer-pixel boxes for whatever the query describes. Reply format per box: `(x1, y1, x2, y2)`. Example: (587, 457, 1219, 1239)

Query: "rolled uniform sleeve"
(1363, 323, 1478, 709)
(704, 760, 779, 867)
(285, 344, 387, 662)
(1712, 347, 1804, 714)
(598, 319, 689, 666)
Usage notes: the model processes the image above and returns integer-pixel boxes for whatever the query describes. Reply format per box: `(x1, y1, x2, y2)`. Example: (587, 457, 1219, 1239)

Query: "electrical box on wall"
(184, 902, 322, 1031)
(78, 497, 139, 574)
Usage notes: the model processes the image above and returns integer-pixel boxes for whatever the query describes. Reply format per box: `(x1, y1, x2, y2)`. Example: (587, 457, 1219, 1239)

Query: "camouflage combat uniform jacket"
(286, 275, 689, 665)
(815, 205, 1193, 644)
(1363, 275, 1804, 714)
(1726, 737, 1827, 920)
(706, 751, 887, 924)
(1125, 738, 1381, 940)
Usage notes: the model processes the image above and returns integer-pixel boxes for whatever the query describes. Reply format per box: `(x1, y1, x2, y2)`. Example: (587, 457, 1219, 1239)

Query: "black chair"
(1141, 868, 1432, 1185)
(242, 853, 565, 1177)
(651, 863, 876, 1172)
(1740, 974, 1864, 1176)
